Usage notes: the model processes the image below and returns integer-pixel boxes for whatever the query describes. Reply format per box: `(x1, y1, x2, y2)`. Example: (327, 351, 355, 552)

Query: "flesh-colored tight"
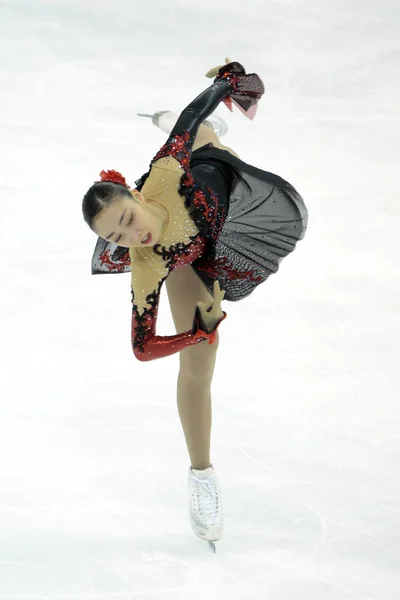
(165, 126, 238, 470)
(166, 266, 219, 470)
(192, 123, 240, 157)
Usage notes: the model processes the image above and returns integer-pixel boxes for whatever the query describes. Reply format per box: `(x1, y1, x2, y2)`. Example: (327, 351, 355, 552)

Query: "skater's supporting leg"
(166, 266, 219, 470)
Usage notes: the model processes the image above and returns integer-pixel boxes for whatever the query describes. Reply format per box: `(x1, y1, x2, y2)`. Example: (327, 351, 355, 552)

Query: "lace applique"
(153, 235, 205, 265)
(151, 132, 226, 241)
(131, 281, 165, 353)
(196, 255, 263, 284)
(183, 184, 226, 241)
(131, 235, 205, 352)
(99, 248, 131, 272)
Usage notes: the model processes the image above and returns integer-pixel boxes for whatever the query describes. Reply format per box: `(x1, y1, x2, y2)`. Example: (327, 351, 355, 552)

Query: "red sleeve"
(131, 289, 226, 361)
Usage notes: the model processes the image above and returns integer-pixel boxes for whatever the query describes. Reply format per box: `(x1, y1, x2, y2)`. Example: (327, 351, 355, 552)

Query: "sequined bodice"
(128, 156, 205, 316)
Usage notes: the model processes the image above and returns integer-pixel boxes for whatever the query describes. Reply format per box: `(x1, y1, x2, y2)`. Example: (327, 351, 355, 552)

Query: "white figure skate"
(138, 110, 228, 138)
(188, 465, 224, 552)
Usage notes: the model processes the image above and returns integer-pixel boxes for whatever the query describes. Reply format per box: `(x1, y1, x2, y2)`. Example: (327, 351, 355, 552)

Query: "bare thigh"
(166, 266, 219, 376)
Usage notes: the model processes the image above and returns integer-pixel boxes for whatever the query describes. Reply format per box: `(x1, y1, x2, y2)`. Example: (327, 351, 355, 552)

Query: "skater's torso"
(129, 157, 205, 316)
(129, 145, 239, 316)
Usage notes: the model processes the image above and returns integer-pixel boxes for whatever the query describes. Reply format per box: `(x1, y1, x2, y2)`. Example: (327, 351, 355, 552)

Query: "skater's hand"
(196, 281, 225, 333)
(205, 57, 232, 79)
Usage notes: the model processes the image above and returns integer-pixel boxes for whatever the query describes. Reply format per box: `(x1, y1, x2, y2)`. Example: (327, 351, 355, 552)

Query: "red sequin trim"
(132, 235, 204, 353)
(152, 132, 225, 241)
(197, 256, 263, 283)
(99, 249, 131, 272)
(217, 72, 240, 92)
(190, 185, 225, 240)
(153, 131, 192, 172)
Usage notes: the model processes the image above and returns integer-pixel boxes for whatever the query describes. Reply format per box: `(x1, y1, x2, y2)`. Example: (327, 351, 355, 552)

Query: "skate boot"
(138, 110, 228, 138)
(188, 465, 223, 551)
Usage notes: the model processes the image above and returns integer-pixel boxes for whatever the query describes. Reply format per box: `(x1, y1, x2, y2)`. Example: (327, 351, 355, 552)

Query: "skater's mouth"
(141, 232, 152, 245)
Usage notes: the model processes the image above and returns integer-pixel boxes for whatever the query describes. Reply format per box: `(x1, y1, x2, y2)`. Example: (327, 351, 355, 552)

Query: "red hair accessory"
(96, 169, 129, 187)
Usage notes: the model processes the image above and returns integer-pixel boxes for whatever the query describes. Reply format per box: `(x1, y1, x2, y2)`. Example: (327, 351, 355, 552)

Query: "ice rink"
(0, 0, 399, 598)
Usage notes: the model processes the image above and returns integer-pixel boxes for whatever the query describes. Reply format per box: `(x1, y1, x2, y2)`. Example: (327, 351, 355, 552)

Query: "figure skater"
(82, 59, 308, 551)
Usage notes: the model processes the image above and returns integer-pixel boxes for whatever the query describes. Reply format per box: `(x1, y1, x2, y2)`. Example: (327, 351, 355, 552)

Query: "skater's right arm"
(130, 262, 226, 361)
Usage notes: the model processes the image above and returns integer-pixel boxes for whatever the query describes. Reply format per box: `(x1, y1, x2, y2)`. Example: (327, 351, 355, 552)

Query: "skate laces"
(192, 474, 220, 523)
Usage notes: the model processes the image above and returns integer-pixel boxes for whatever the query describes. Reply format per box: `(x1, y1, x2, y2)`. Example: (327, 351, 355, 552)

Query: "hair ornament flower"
(96, 169, 129, 187)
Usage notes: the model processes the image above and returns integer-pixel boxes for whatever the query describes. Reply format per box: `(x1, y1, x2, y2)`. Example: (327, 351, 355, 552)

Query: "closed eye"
(114, 212, 133, 244)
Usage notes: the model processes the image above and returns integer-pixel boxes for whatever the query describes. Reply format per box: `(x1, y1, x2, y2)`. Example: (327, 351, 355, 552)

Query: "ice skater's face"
(93, 190, 165, 248)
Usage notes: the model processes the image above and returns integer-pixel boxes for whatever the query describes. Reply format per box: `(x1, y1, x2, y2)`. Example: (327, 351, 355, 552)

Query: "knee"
(179, 333, 219, 382)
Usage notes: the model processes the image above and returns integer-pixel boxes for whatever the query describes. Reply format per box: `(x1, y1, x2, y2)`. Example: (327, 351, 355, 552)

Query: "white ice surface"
(0, 0, 399, 598)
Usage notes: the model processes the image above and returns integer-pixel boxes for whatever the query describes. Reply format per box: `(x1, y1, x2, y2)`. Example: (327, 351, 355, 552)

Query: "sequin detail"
(153, 131, 192, 173)
(99, 248, 131, 272)
(131, 235, 205, 354)
(217, 70, 240, 90)
(152, 133, 226, 241)
(131, 282, 164, 354)
(195, 256, 263, 284)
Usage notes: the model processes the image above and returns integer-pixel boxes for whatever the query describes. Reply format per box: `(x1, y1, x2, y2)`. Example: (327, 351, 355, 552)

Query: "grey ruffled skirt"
(188, 145, 308, 301)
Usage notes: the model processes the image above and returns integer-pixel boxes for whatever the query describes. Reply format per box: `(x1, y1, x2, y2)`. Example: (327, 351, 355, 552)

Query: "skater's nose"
(128, 229, 143, 246)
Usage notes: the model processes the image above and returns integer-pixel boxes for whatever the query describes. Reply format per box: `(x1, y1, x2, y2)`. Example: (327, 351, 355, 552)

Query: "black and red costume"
(91, 62, 308, 360)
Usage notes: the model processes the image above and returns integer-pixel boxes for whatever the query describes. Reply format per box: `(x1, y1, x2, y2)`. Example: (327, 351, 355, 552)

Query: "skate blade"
(208, 541, 216, 553)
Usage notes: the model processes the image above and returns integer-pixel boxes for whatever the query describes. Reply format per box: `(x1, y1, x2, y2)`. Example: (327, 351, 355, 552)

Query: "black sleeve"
(167, 79, 232, 154)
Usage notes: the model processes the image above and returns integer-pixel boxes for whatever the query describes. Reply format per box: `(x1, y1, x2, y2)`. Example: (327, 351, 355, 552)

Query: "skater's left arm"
(151, 60, 264, 166)
(164, 79, 232, 155)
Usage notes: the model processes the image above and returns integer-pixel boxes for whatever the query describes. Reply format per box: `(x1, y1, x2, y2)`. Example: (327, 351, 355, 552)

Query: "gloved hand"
(205, 57, 232, 79)
(204, 58, 265, 119)
(193, 281, 226, 341)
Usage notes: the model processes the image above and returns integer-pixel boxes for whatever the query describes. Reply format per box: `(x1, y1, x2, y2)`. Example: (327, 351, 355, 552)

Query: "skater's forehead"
(94, 196, 130, 236)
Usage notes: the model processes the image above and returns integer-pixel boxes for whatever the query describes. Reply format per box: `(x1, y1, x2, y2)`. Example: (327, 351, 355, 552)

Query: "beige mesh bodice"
(128, 157, 200, 315)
